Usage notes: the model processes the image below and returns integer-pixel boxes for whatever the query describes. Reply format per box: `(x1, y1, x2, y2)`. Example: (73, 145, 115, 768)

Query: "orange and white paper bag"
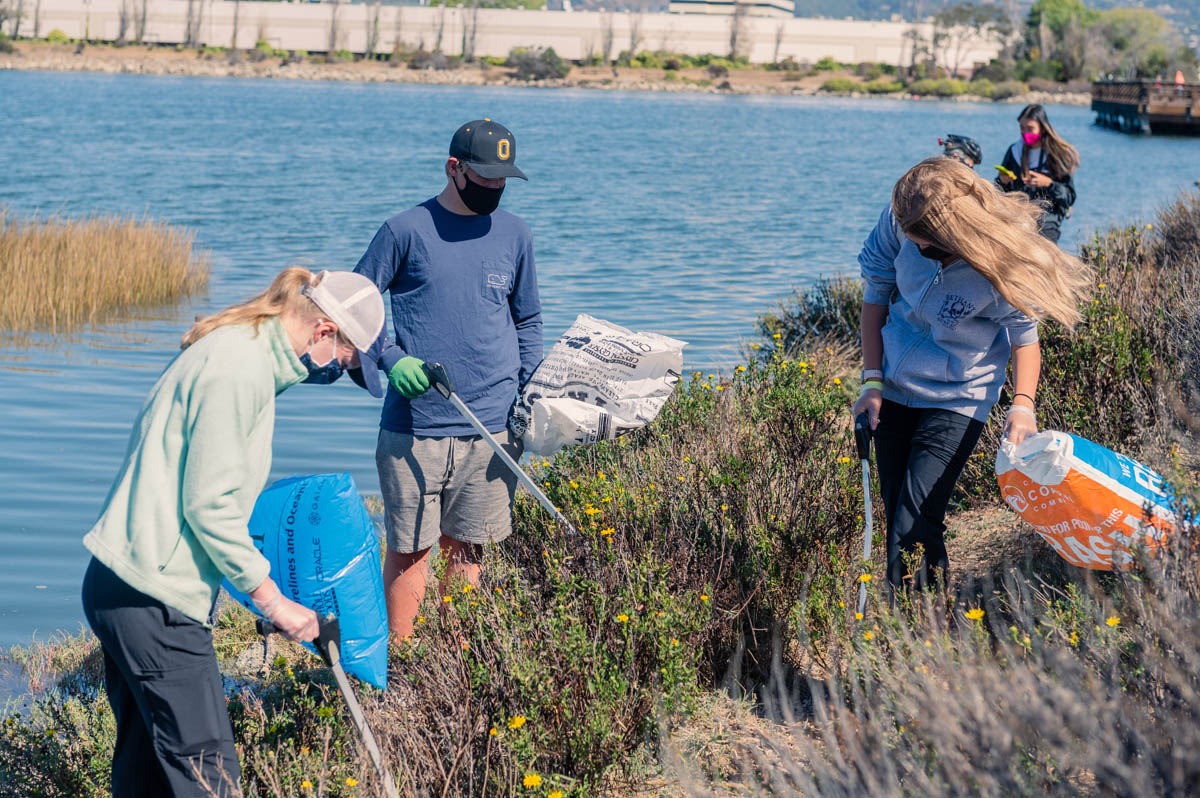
(995, 431, 1175, 570)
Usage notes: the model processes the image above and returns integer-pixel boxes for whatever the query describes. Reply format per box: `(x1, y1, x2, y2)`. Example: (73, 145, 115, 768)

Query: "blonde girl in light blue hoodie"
(81, 266, 384, 797)
(853, 157, 1091, 598)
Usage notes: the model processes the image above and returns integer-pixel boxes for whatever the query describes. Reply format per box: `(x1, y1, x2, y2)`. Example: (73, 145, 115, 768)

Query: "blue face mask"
(301, 332, 344, 385)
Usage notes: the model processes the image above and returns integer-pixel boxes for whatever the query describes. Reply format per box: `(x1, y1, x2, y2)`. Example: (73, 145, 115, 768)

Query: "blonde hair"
(181, 266, 330, 349)
(892, 158, 1092, 329)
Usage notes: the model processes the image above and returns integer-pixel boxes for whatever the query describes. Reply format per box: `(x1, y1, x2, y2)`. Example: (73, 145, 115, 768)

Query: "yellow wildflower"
(601, 496, 612, 503)
(683, 455, 691, 462)
(569, 480, 579, 489)
(616, 614, 629, 623)
(772, 332, 782, 339)
(549, 791, 564, 798)
(737, 365, 747, 372)
(678, 476, 685, 482)
(462, 583, 474, 593)
(656, 611, 665, 617)
(600, 527, 615, 537)
(833, 378, 842, 386)
(346, 778, 359, 787)
(839, 456, 852, 464)
(300, 746, 310, 755)
(838, 601, 845, 608)
(859, 574, 872, 583)
(523, 773, 543, 788)
(964, 608, 985, 621)
(416, 615, 425, 624)
(855, 612, 864, 621)
(584, 506, 601, 516)
(598, 471, 606, 479)
(1106, 616, 1120, 627)
(863, 630, 875, 641)
(508, 715, 526, 729)
(443, 595, 453, 603)
(1098, 283, 1107, 288)
(301, 780, 313, 790)
(798, 361, 809, 369)
(671, 638, 679, 645)
(720, 504, 728, 511)
(1068, 632, 1079, 646)
(700, 594, 710, 602)
(490, 727, 498, 736)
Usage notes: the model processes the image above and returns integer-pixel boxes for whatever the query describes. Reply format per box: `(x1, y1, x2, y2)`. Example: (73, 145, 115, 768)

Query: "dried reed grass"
(0, 207, 209, 333)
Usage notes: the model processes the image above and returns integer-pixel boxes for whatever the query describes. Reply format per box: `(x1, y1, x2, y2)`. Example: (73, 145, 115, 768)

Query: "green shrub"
(0, 33, 12, 55)
(663, 70, 679, 81)
(331, 48, 353, 62)
(992, 79, 1028, 100)
(820, 76, 858, 93)
(480, 54, 507, 66)
(814, 55, 840, 71)
(861, 79, 903, 94)
(46, 29, 69, 44)
(766, 56, 801, 72)
(507, 46, 569, 80)
(907, 77, 968, 96)
(968, 77, 995, 98)
(706, 62, 729, 78)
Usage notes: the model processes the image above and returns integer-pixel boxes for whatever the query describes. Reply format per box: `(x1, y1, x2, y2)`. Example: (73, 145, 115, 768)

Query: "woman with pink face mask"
(995, 104, 1080, 244)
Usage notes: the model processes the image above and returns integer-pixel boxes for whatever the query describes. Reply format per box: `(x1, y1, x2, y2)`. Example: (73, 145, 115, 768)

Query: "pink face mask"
(1022, 131, 1041, 147)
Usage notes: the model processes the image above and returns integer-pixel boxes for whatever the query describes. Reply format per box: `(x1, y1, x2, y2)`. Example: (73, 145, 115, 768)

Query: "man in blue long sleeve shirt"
(354, 119, 543, 642)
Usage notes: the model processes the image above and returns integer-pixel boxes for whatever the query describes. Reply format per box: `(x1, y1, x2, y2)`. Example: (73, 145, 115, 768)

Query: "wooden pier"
(1092, 80, 1200, 135)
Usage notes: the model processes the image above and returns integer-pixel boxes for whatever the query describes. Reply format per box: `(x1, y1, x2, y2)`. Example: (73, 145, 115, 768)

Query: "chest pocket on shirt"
(480, 260, 514, 305)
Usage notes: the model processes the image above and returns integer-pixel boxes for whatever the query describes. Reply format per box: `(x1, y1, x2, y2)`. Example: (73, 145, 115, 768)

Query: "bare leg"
(384, 547, 432, 642)
(438, 535, 483, 594)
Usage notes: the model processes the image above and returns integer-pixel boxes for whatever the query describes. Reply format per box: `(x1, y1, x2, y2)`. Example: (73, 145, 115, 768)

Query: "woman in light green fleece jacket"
(81, 266, 385, 798)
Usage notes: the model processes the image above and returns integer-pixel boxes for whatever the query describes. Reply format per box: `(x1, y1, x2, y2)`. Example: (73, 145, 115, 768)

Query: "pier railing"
(1092, 80, 1200, 134)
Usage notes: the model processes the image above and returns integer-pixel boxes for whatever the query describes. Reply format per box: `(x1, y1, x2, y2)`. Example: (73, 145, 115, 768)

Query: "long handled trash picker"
(423, 363, 581, 537)
(854, 412, 875, 616)
(258, 615, 400, 798)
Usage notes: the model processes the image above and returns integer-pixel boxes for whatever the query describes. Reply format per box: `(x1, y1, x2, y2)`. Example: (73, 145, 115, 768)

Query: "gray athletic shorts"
(376, 429, 523, 554)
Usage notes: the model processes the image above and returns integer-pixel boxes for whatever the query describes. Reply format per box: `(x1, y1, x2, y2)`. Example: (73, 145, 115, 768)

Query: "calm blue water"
(2, 71, 1199, 652)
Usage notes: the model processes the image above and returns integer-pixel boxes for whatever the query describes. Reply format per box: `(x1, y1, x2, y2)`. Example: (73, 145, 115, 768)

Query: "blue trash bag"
(223, 473, 388, 689)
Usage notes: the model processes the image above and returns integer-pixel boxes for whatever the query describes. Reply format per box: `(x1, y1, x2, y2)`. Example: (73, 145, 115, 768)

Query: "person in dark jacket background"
(995, 104, 1079, 244)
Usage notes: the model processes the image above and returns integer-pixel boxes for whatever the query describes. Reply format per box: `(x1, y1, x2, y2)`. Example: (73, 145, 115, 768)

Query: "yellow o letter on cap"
(497, 139, 511, 160)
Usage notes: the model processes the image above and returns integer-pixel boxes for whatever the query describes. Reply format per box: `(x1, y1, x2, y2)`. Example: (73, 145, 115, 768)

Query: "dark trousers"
(873, 400, 985, 594)
(81, 557, 241, 798)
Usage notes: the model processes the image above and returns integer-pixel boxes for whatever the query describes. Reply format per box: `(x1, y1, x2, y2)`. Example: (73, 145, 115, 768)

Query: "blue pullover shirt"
(354, 198, 543, 437)
(858, 206, 1039, 422)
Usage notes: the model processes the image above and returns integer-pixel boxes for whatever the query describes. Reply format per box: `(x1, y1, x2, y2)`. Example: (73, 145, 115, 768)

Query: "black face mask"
(918, 242, 955, 261)
(454, 172, 504, 215)
(300, 354, 344, 385)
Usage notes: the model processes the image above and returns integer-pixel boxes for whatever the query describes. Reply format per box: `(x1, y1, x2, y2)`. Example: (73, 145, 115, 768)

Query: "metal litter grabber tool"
(854, 412, 875, 616)
(257, 615, 399, 798)
(423, 362, 581, 537)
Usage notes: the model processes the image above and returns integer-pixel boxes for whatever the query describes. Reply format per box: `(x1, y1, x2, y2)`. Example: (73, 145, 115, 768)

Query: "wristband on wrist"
(861, 368, 884, 382)
(859, 380, 884, 394)
(1013, 392, 1036, 405)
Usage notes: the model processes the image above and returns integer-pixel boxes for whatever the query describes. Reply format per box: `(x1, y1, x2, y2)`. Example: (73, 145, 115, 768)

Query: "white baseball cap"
(303, 271, 385, 352)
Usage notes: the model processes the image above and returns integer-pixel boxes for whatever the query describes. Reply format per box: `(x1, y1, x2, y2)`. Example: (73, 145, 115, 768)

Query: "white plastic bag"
(516, 315, 686, 456)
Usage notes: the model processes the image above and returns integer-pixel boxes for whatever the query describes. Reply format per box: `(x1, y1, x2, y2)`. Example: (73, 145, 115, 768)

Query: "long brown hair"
(1018, 104, 1080, 179)
(892, 158, 1092, 328)
(181, 266, 325, 349)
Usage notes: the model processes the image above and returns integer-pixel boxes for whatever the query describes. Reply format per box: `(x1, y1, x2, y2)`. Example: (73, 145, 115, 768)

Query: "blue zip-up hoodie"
(858, 206, 1039, 422)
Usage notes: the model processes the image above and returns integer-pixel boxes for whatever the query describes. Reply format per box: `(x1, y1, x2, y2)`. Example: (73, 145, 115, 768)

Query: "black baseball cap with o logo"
(449, 119, 527, 180)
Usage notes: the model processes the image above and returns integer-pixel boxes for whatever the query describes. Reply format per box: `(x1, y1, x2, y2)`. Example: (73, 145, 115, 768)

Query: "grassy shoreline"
(0, 208, 209, 334)
(0, 40, 1091, 106)
(2, 193, 1197, 796)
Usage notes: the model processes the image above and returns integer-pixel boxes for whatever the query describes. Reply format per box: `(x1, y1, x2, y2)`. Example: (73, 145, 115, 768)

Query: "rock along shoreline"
(1, 41, 1091, 107)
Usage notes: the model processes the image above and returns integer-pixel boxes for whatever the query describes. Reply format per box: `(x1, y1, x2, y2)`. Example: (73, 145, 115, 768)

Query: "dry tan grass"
(0, 207, 209, 333)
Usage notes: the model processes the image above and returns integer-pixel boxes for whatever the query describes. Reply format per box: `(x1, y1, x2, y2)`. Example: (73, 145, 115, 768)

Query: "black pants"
(81, 558, 241, 798)
(873, 400, 985, 594)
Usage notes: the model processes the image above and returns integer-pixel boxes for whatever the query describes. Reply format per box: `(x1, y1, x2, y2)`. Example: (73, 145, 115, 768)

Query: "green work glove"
(388, 357, 431, 399)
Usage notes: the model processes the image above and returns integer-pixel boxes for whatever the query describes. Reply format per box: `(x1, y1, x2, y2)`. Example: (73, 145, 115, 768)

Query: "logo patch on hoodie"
(937, 294, 976, 330)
